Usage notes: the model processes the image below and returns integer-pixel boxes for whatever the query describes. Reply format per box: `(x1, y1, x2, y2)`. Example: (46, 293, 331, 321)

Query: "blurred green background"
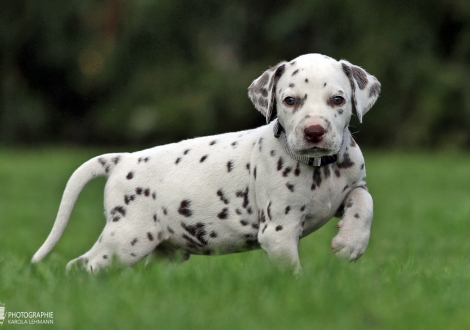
(1, 0, 469, 149)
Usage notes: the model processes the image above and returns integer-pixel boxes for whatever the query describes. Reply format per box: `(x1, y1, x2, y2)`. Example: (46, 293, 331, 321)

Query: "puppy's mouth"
(296, 147, 335, 158)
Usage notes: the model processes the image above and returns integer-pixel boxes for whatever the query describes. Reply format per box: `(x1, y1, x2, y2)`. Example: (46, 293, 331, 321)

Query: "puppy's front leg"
(258, 221, 303, 275)
(331, 186, 373, 261)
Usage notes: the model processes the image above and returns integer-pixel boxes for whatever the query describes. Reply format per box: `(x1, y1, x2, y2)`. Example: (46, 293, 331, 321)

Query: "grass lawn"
(1, 147, 470, 329)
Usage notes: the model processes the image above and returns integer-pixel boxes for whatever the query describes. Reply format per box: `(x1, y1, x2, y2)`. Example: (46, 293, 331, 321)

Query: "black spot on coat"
(267, 202, 272, 220)
(262, 224, 268, 234)
(260, 210, 266, 223)
(235, 187, 250, 209)
(124, 195, 135, 205)
(277, 157, 284, 171)
(111, 206, 126, 217)
(217, 189, 230, 204)
(178, 200, 193, 217)
(313, 168, 322, 185)
(227, 160, 234, 172)
(240, 220, 249, 226)
(294, 162, 301, 176)
(286, 183, 295, 192)
(182, 234, 204, 249)
(218, 208, 229, 219)
(337, 153, 354, 168)
(181, 222, 207, 246)
(282, 167, 292, 177)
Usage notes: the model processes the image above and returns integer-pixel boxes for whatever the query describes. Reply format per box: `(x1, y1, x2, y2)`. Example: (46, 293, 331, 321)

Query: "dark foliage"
(1, 0, 469, 148)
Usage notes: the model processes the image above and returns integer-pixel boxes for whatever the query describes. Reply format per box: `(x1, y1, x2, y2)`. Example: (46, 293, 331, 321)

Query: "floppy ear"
(248, 62, 287, 123)
(339, 60, 381, 123)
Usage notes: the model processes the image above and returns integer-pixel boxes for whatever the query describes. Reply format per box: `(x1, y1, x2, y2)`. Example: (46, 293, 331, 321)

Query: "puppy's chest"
(298, 164, 351, 211)
(256, 153, 357, 229)
(295, 165, 355, 235)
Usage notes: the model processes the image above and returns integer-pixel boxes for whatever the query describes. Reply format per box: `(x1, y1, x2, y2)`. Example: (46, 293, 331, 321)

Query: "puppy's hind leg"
(67, 225, 165, 273)
(65, 241, 117, 274)
(66, 250, 110, 274)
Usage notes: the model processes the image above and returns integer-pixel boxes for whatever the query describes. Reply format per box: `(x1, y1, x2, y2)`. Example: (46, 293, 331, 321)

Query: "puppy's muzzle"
(304, 125, 326, 143)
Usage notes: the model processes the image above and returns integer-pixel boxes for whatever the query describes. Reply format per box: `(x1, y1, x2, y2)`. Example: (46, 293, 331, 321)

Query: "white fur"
(32, 54, 380, 274)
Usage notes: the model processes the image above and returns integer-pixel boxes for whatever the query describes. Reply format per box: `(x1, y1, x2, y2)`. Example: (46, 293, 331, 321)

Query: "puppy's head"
(248, 53, 381, 157)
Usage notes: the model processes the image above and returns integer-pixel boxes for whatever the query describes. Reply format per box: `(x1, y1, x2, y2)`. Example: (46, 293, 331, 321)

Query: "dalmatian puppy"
(32, 53, 381, 274)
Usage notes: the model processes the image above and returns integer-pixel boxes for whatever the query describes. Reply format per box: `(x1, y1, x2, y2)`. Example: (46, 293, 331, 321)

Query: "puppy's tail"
(32, 153, 124, 263)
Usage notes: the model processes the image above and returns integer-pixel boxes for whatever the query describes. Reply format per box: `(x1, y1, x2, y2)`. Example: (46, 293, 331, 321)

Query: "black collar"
(273, 120, 338, 167)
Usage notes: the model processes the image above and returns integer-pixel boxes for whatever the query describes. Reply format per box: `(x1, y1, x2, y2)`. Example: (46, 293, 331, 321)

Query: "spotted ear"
(248, 62, 287, 123)
(340, 60, 381, 123)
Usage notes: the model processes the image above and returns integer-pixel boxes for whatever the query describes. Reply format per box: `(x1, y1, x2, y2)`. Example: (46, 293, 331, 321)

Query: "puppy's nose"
(304, 125, 325, 143)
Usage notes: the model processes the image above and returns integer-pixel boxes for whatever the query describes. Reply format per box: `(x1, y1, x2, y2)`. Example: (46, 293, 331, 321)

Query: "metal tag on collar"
(313, 158, 322, 167)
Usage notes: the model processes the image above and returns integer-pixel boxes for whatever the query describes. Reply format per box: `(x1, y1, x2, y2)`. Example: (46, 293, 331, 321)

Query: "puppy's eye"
(331, 96, 345, 106)
(284, 97, 296, 106)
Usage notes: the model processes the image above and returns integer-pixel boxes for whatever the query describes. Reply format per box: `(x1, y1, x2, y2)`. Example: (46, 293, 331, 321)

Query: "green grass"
(1, 148, 470, 329)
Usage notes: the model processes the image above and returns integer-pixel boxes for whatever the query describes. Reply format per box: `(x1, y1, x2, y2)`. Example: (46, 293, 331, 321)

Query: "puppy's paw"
(66, 256, 89, 273)
(331, 229, 370, 261)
